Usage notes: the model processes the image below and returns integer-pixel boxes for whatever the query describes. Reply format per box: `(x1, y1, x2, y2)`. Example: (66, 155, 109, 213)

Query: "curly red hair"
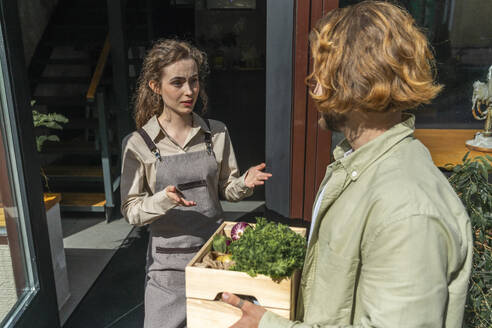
(308, 1, 442, 114)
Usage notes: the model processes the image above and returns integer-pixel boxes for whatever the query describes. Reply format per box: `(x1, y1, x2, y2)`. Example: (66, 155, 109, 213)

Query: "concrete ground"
(62, 200, 264, 328)
(0, 200, 265, 327)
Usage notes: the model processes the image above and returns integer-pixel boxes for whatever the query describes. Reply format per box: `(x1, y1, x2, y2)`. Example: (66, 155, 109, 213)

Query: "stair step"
(33, 57, 96, 66)
(62, 0, 107, 9)
(40, 140, 119, 155)
(40, 141, 98, 154)
(33, 96, 87, 107)
(51, 24, 108, 34)
(53, 10, 108, 26)
(32, 76, 91, 85)
(44, 165, 103, 178)
(44, 36, 106, 47)
(60, 192, 106, 211)
(64, 118, 99, 129)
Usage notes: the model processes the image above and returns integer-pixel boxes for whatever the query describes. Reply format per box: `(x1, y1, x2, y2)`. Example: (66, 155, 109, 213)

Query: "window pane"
(0, 58, 38, 326)
(195, 1, 266, 200)
(339, 0, 491, 129)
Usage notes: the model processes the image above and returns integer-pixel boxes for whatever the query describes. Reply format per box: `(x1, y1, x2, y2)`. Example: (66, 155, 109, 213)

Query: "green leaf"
(453, 153, 492, 328)
(32, 110, 68, 129)
(46, 135, 60, 142)
(229, 218, 307, 281)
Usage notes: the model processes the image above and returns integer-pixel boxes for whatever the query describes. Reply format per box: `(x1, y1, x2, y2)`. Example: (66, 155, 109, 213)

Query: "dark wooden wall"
(290, 0, 339, 220)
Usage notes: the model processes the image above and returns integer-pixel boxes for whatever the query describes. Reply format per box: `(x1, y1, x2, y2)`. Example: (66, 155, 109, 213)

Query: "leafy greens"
(229, 218, 307, 281)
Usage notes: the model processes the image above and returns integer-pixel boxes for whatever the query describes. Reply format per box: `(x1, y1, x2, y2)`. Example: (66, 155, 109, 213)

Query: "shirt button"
(351, 171, 358, 177)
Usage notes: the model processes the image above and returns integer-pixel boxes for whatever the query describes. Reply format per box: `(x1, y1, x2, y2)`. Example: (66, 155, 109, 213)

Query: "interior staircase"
(28, 0, 151, 221)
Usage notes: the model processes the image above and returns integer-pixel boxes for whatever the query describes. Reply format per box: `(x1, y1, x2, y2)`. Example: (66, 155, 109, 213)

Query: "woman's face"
(151, 58, 199, 116)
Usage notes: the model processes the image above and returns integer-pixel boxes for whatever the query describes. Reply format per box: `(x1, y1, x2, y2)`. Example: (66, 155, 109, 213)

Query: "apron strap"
(137, 128, 162, 161)
(203, 119, 214, 157)
(138, 118, 213, 159)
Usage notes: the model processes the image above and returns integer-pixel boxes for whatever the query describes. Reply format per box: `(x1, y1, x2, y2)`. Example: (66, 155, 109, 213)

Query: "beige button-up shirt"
(121, 113, 253, 226)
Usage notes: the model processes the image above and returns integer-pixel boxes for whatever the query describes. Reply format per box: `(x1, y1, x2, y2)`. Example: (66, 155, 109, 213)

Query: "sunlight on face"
(150, 58, 199, 117)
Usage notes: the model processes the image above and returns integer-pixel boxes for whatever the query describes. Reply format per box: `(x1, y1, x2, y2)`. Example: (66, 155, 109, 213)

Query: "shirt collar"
(141, 112, 211, 142)
(333, 113, 416, 181)
(191, 112, 212, 134)
(141, 115, 162, 141)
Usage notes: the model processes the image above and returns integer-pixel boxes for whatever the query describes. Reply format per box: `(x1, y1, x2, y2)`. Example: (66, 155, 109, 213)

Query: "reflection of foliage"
(447, 153, 491, 328)
(32, 110, 68, 152)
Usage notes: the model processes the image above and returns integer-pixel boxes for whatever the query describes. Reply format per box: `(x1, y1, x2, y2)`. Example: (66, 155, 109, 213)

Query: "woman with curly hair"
(120, 39, 271, 328)
(222, 2, 472, 327)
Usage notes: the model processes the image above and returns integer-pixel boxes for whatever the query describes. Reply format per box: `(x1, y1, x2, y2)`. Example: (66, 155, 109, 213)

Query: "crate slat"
(186, 298, 290, 327)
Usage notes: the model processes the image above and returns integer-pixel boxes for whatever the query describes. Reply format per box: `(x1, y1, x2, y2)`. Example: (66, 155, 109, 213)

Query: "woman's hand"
(244, 163, 272, 188)
(165, 186, 197, 207)
(222, 292, 266, 328)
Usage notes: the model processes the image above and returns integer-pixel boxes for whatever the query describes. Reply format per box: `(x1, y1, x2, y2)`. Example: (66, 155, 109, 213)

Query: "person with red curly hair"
(222, 1, 472, 327)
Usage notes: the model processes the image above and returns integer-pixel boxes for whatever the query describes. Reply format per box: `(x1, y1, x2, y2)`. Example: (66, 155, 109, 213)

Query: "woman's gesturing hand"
(165, 186, 197, 207)
(244, 163, 272, 188)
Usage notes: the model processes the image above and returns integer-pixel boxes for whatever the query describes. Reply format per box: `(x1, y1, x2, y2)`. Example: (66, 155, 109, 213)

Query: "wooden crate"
(185, 221, 306, 328)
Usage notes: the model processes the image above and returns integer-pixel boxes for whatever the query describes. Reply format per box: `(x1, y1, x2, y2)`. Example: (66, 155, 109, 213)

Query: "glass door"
(0, 0, 59, 327)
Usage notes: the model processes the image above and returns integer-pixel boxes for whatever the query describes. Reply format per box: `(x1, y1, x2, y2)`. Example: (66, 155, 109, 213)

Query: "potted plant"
(446, 153, 491, 328)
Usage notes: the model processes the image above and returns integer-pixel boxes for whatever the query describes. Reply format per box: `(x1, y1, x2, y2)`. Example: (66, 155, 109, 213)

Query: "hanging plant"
(446, 153, 491, 328)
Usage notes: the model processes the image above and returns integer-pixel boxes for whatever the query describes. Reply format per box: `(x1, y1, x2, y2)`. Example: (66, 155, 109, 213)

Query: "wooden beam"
(61, 192, 106, 207)
(291, 0, 338, 221)
(414, 129, 487, 168)
(86, 35, 111, 102)
(43, 193, 62, 212)
(290, 0, 311, 219)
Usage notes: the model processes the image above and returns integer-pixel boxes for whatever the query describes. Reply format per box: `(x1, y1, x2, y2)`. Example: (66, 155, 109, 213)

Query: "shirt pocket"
(307, 246, 360, 324)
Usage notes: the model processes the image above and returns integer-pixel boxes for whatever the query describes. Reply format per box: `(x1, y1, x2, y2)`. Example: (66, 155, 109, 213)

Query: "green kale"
(229, 217, 307, 281)
(212, 234, 228, 254)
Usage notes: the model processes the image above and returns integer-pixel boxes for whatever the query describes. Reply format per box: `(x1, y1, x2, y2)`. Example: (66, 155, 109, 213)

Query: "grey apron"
(138, 122, 223, 328)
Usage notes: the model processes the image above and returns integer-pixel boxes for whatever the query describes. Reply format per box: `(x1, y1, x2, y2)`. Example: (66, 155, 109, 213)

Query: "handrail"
(86, 34, 110, 102)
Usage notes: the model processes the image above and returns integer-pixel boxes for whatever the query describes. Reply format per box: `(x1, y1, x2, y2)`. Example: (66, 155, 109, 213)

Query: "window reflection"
(0, 122, 23, 324)
(340, 0, 492, 128)
(0, 59, 37, 326)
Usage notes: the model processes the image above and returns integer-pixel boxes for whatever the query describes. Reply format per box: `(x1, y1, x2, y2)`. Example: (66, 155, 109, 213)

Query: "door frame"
(290, 0, 338, 220)
(265, 0, 295, 217)
(0, 0, 60, 327)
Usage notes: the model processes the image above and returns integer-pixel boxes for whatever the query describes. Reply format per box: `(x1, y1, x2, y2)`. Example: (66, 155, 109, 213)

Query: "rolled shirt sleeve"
(259, 215, 458, 328)
(218, 126, 253, 202)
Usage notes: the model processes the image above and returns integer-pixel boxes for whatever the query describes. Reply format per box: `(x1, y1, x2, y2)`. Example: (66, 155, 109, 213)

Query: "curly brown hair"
(307, 1, 443, 115)
(133, 39, 209, 129)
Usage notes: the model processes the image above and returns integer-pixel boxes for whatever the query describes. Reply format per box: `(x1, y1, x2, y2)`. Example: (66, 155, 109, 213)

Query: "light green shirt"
(260, 114, 473, 328)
